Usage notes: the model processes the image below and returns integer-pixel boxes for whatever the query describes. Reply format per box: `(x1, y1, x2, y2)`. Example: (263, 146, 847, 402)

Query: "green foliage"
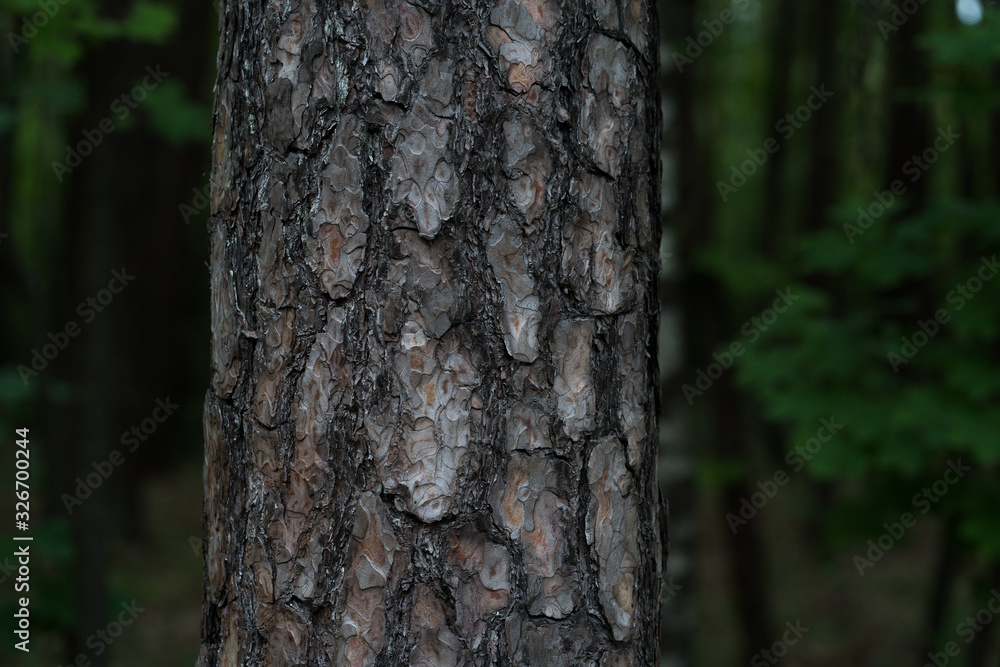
(919, 14, 1000, 68)
(724, 12, 1000, 562)
(738, 195, 1000, 544)
(122, 1, 177, 43)
(143, 80, 212, 144)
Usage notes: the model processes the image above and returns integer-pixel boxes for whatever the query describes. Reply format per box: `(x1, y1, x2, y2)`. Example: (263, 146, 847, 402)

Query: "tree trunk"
(200, 0, 663, 664)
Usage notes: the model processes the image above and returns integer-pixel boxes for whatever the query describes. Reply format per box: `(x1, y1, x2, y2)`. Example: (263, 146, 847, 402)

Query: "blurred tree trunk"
(200, 0, 665, 665)
(882, 7, 929, 213)
(657, 0, 693, 662)
(803, 0, 840, 233)
(111, 0, 216, 542)
(882, 10, 952, 657)
(795, 0, 841, 560)
(64, 39, 127, 667)
(671, 0, 775, 660)
(993, 64, 1000, 194)
(759, 0, 796, 258)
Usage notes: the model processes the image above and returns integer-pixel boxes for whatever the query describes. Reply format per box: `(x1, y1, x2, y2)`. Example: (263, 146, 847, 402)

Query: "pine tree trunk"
(200, 0, 663, 664)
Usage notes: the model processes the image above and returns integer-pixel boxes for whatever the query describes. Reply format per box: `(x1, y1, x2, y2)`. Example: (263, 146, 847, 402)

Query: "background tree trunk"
(200, 0, 664, 664)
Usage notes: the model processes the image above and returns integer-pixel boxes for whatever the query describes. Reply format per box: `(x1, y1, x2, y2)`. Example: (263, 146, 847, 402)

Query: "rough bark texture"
(200, 0, 663, 664)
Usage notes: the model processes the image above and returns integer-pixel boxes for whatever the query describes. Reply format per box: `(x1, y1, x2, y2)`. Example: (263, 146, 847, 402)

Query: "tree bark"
(201, 0, 663, 664)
